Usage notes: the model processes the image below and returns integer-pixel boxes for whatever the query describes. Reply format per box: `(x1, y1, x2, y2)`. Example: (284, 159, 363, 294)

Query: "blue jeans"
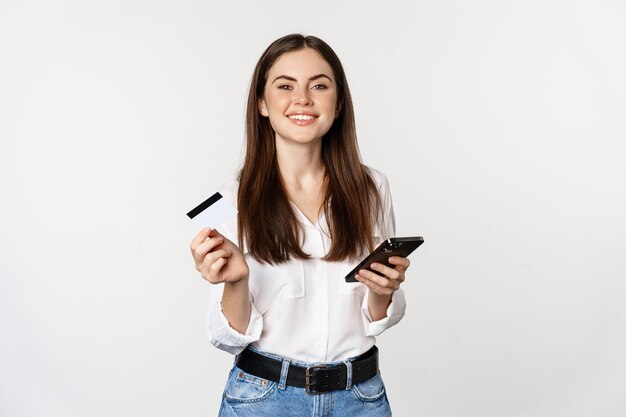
(218, 346, 392, 417)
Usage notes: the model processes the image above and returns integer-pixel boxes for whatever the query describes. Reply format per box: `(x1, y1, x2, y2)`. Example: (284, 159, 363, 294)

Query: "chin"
(289, 136, 324, 145)
(274, 130, 326, 145)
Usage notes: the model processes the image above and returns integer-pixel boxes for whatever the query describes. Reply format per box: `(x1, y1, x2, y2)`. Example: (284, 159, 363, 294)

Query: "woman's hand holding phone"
(190, 227, 249, 284)
(354, 256, 410, 296)
(349, 236, 423, 306)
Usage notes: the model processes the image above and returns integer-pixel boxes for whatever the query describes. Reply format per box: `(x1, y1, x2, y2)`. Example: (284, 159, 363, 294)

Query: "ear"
(335, 100, 343, 118)
(258, 98, 269, 117)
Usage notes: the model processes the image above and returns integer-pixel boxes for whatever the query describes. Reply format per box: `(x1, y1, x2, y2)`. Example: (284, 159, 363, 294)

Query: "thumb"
(208, 228, 224, 239)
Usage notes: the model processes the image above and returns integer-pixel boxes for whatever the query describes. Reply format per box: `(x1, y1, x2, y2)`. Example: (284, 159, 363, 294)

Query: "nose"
(293, 87, 313, 106)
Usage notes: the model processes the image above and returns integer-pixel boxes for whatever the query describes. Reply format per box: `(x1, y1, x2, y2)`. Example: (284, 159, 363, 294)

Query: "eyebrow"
(271, 74, 333, 85)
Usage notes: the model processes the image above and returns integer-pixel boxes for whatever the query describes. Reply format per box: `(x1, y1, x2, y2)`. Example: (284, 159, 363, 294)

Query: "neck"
(276, 137, 325, 187)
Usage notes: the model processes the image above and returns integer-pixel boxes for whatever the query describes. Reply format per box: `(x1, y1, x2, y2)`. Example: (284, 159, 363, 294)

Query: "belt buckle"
(305, 364, 328, 395)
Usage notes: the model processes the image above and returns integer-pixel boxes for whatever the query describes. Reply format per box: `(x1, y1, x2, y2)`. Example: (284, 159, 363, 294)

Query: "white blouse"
(207, 167, 406, 363)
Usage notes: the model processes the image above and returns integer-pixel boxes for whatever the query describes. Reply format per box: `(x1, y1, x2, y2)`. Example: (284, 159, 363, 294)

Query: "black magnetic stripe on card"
(186, 192, 223, 219)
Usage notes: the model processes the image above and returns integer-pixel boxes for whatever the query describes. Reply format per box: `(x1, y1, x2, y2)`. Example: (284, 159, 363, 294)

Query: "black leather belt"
(235, 346, 379, 395)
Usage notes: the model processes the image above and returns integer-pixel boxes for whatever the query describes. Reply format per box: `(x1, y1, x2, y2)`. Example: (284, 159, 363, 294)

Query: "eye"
(278, 84, 293, 90)
(312, 84, 328, 90)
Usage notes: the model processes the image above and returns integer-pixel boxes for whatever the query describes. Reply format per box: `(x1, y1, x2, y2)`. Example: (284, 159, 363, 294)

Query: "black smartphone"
(345, 236, 424, 283)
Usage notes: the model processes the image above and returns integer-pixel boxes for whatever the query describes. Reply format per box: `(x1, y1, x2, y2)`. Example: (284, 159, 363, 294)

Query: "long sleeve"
(207, 282, 263, 355)
(360, 168, 407, 336)
(202, 168, 408, 361)
(206, 175, 262, 354)
(361, 288, 406, 336)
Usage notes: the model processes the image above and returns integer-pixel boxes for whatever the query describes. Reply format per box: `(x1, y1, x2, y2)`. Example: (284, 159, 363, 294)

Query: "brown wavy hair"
(237, 34, 381, 264)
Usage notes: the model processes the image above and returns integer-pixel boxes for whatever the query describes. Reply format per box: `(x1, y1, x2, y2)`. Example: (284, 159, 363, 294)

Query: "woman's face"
(258, 48, 340, 147)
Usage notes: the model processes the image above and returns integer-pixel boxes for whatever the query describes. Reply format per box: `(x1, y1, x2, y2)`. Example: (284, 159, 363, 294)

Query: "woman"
(190, 34, 411, 416)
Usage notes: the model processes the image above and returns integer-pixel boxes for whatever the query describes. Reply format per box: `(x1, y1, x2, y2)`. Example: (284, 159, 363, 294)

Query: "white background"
(1, 0, 625, 416)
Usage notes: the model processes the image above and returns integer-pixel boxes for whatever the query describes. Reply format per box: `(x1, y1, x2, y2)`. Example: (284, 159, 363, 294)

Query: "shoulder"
(364, 165, 396, 240)
(364, 165, 392, 194)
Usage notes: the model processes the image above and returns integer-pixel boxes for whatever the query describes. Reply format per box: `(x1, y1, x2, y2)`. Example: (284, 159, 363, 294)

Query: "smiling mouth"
(287, 114, 318, 121)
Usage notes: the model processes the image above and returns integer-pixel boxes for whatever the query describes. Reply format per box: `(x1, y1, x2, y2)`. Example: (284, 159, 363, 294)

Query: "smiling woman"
(189, 34, 411, 417)
(240, 38, 381, 264)
(258, 48, 339, 147)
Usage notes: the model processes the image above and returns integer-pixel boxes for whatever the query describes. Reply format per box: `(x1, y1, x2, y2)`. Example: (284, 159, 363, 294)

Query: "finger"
(369, 263, 401, 280)
(190, 227, 213, 251)
(196, 236, 224, 254)
(200, 249, 232, 271)
(358, 268, 400, 291)
(388, 256, 410, 270)
(191, 228, 227, 251)
(201, 255, 229, 282)
(207, 228, 224, 239)
(207, 258, 228, 281)
(355, 274, 395, 295)
(194, 234, 226, 259)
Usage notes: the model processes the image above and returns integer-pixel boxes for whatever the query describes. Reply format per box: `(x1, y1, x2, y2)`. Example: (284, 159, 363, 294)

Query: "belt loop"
(278, 358, 290, 390)
(343, 360, 353, 390)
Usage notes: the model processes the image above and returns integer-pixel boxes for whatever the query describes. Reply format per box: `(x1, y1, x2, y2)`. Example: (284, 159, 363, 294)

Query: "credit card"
(186, 192, 237, 229)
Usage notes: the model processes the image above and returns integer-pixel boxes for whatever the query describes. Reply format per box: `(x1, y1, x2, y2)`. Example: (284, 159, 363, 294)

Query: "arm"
(221, 275, 251, 333)
(356, 256, 410, 321)
(367, 291, 392, 321)
(356, 168, 410, 331)
(191, 227, 262, 353)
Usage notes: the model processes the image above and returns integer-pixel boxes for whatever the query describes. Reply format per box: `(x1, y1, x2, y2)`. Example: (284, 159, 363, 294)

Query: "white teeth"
(288, 114, 316, 120)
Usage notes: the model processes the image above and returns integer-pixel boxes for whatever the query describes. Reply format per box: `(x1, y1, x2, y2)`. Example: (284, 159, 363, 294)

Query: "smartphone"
(345, 236, 424, 283)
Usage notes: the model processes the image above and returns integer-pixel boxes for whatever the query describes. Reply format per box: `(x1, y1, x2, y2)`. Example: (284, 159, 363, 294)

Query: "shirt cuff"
(361, 288, 406, 337)
(207, 299, 263, 355)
